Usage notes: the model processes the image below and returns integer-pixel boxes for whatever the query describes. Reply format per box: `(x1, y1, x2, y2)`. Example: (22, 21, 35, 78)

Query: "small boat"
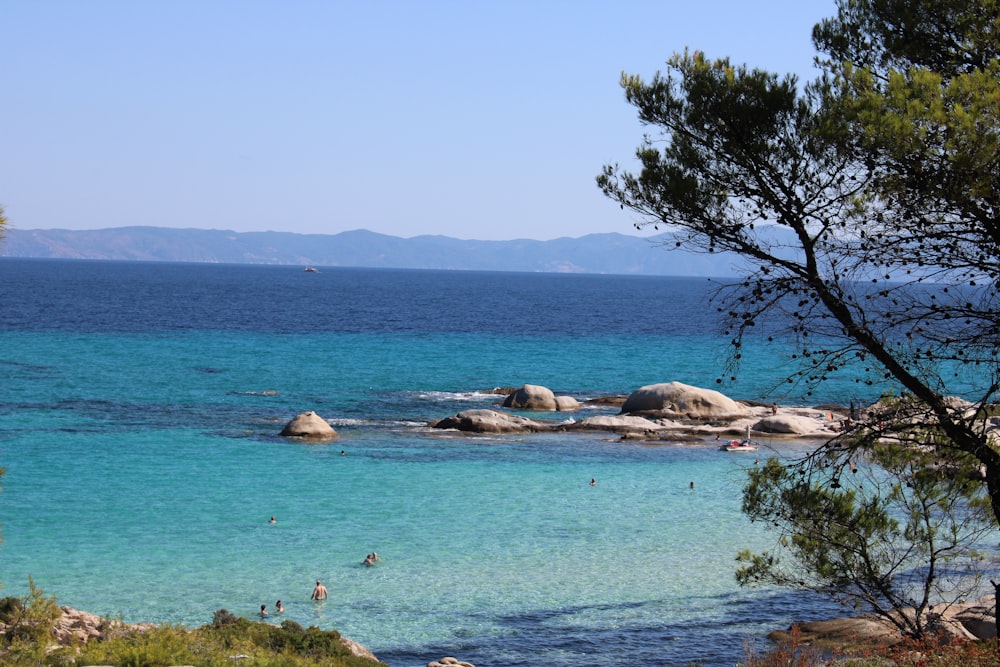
(720, 425, 759, 452)
(303, 266, 318, 273)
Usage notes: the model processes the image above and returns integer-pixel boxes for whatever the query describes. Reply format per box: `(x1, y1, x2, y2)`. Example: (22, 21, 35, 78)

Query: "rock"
(754, 414, 833, 435)
(502, 384, 580, 411)
(771, 596, 998, 651)
(428, 658, 475, 667)
(503, 384, 557, 410)
(566, 415, 667, 435)
(941, 596, 997, 640)
(620, 382, 749, 420)
(279, 411, 338, 440)
(769, 616, 902, 648)
(430, 409, 550, 434)
(585, 395, 628, 407)
(52, 606, 155, 647)
(554, 395, 581, 411)
(341, 635, 380, 661)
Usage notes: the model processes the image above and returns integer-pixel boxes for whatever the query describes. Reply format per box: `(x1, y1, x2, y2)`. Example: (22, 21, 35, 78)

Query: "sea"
(0, 258, 888, 667)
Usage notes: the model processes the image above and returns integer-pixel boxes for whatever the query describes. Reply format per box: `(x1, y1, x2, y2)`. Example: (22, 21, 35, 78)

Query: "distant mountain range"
(0, 226, 744, 277)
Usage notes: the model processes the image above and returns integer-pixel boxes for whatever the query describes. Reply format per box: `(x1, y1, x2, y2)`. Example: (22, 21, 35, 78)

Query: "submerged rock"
(430, 409, 550, 434)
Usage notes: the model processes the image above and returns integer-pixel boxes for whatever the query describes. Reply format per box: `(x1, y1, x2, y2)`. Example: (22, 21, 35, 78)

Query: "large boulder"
(503, 384, 580, 412)
(430, 409, 550, 434)
(754, 414, 832, 435)
(279, 411, 338, 440)
(954, 604, 997, 639)
(620, 382, 748, 420)
(769, 616, 902, 648)
(554, 395, 581, 411)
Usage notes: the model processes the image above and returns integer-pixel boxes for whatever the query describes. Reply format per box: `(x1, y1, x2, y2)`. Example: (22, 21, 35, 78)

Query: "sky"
(3, 1, 836, 241)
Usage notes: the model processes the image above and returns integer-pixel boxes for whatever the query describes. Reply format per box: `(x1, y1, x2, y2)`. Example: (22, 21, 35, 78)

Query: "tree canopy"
(598, 0, 1000, 516)
(598, 0, 1000, 633)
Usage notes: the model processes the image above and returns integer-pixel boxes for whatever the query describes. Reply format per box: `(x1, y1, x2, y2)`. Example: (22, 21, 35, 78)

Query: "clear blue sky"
(3, 1, 835, 241)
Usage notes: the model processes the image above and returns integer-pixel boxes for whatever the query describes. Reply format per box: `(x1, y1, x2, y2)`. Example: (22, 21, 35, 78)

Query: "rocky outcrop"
(754, 414, 834, 435)
(502, 384, 580, 412)
(770, 595, 997, 650)
(41, 606, 380, 664)
(621, 382, 749, 420)
(430, 409, 551, 434)
(565, 415, 668, 435)
(279, 411, 338, 440)
(428, 658, 475, 667)
(341, 635, 381, 662)
(769, 616, 901, 648)
(53, 605, 156, 646)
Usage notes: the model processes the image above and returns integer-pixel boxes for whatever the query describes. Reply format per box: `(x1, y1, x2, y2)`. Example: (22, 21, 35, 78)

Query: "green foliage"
(77, 624, 199, 667)
(600, 5, 1000, 637)
(0, 593, 382, 667)
(598, 0, 1000, 444)
(0, 578, 66, 666)
(738, 441, 995, 638)
(76, 612, 382, 667)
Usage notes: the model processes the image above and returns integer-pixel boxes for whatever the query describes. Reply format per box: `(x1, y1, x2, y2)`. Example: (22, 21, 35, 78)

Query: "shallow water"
(0, 259, 877, 666)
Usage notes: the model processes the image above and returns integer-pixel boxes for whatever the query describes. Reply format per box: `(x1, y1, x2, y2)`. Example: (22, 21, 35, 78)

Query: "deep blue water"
(0, 259, 878, 666)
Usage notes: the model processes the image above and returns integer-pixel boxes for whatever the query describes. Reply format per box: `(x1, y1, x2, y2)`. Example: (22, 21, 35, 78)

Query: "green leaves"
(738, 435, 994, 638)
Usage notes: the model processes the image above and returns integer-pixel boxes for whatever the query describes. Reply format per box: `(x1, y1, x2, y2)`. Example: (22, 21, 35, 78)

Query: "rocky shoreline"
(768, 595, 997, 649)
(279, 381, 852, 443)
(37, 595, 998, 667)
(34, 606, 483, 667)
(30, 605, 383, 664)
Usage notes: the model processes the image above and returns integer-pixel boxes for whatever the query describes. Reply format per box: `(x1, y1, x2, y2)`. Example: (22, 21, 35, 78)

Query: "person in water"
(269, 516, 276, 524)
(311, 580, 328, 600)
(275, 600, 284, 613)
(259, 604, 268, 617)
(589, 478, 597, 486)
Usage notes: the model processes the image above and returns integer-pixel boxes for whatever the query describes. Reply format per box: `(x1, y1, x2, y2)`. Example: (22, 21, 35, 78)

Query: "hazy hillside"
(0, 226, 745, 277)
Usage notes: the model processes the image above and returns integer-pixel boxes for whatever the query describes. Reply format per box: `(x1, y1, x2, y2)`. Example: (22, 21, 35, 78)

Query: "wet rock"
(279, 411, 338, 440)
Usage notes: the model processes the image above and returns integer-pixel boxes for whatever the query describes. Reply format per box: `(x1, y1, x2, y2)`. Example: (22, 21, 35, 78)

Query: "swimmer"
(275, 600, 284, 613)
(311, 580, 328, 600)
(589, 478, 597, 486)
(259, 604, 268, 617)
(364, 554, 374, 566)
(269, 516, 276, 524)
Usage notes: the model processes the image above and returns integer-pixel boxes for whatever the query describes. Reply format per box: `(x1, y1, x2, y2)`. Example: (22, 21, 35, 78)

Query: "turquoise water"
(0, 260, 872, 666)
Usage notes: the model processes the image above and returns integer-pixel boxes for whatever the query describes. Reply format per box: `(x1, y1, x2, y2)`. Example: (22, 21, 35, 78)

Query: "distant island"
(0, 226, 745, 277)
